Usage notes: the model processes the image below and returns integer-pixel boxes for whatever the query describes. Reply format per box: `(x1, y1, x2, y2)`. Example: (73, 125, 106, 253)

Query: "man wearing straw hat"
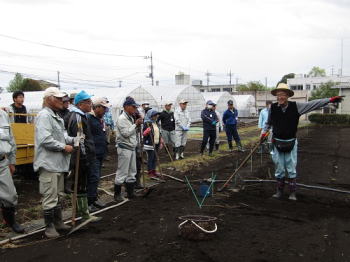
(261, 83, 342, 201)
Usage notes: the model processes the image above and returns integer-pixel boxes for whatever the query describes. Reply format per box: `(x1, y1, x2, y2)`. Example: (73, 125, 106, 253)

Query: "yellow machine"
(9, 113, 36, 166)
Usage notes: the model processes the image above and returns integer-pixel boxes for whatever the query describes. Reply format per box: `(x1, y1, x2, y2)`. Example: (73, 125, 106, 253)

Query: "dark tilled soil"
(2, 126, 350, 262)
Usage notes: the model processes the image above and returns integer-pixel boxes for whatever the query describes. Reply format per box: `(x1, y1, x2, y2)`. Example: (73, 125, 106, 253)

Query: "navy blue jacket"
(223, 109, 239, 125)
(201, 108, 218, 131)
(88, 114, 107, 159)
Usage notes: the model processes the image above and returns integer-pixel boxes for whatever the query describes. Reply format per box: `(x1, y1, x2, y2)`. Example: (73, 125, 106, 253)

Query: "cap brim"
(271, 89, 294, 97)
(53, 93, 66, 98)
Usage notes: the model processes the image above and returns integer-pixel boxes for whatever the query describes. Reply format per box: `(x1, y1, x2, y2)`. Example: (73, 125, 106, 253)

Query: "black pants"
(200, 129, 216, 153)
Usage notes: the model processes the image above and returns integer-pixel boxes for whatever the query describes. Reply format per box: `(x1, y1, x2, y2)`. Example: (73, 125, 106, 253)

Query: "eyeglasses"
(81, 100, 92, 105)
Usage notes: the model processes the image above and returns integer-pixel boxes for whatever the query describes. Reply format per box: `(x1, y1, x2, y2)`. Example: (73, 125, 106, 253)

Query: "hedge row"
(308, 113, 350, 125)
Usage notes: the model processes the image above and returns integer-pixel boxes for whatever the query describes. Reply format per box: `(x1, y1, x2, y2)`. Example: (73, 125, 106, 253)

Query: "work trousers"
(161, 129, 175, 146)
(201, 129, 216, 153)
(39, 169, 64, 210)
(115, 147, 137, 185)
(146, 145, 159, 171)
(175, 130, 188, 147)
(271, 139, 298, 179)
(0, 162, 18, 208)
(225, 124, 240, 143)
(87, 156, 103, 203)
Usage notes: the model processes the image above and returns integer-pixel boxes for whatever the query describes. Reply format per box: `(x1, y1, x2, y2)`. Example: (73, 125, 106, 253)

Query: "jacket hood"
(144, 108, 159, 123)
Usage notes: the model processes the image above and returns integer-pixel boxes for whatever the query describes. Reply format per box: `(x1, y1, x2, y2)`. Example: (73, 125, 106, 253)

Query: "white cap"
(92, 97, 110, 107)
(164, 101, 173, 106)
(179, 99, 188, 104)
(44, 87, 66, 98)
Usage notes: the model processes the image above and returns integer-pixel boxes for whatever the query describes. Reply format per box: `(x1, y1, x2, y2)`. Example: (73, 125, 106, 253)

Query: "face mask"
(207, 105, 213, 109)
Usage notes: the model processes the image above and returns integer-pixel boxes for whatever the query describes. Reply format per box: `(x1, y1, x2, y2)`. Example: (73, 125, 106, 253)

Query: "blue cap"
(123, 97, 139, 107)
(227, 100, 234, 105)
(206, 100, 215, 105)
(74, 90, 92, 105)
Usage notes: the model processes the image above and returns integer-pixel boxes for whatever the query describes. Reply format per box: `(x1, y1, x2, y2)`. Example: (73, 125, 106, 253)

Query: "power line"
(0, 33, 148, 58)
(0, 69, 145, 89)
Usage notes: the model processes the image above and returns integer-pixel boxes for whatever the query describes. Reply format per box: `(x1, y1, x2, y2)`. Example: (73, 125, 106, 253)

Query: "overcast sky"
(0, 0, 349, 90)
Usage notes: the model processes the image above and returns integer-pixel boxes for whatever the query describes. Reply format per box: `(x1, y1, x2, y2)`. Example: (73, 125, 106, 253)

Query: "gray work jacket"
(0, 109, 16, 167)
(33, 107, 74, 172)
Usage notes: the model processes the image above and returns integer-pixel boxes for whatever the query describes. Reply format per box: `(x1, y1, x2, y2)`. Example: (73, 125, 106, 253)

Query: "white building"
(175, 72, 191, 85)
(287, 75, 350, 91)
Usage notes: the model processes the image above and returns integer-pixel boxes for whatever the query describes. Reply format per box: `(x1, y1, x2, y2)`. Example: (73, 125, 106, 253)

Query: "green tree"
(309, 81, 338, 100)
(236, 81, 267, 91)
(308, 66, 326, 77)
(22, 79, 44, 91)
(7, 73, 25, 92)
(278, 73, 295, 85)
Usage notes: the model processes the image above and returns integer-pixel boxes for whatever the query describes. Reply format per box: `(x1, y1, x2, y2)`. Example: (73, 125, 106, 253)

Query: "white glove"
(73, 134, 85, 147)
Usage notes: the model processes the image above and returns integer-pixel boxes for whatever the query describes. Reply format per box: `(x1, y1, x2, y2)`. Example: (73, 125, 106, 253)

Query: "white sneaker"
(175, 153, 180, 160)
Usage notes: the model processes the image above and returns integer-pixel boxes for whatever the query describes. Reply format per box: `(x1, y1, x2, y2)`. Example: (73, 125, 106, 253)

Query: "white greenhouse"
(143, 85, 206, 122)
(0, 87, 159, 124)
(232, 95, 257, 117)
(87, 87, 159, 123)
(202, 92, 237, 116)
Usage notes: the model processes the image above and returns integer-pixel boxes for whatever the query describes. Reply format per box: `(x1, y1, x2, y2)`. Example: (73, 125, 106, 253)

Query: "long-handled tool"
(162, 139, 174, 162)
(68, 115, 94, 235)
(218, 133, 269, 192)
(138, 127, 154, 197)
(70, 117, 82, 227)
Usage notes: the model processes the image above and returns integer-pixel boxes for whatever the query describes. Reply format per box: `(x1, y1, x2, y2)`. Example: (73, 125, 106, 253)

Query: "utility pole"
(205, 70, 211, 87)
(57, 71, 60, 89)
(228, 70, 233, 85)
(118, 80, 122, 88)
(265, 77, 267, 88)
(148, 52, 154, 86)
(340, 38, 344, 77)
(331, 65, 334, 76)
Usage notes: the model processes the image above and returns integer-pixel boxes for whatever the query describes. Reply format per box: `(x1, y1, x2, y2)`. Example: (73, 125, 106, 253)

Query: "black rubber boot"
(53, 205, 71, 231)
(215, 143, 219, 151)
(1, 207, 25, 234)
(135, 170, 144, 189)
(175, 147, 180, 160)
(228, 141, 233, 151)
(272, 177, 285, 199)
(125, 183, 135, 199)
(180, 146, 185, 159)
(114, 184, 125, 202)
(236, 141, 245, 152)
(44, 208, 59, 238)
(288, 178, 297, 201)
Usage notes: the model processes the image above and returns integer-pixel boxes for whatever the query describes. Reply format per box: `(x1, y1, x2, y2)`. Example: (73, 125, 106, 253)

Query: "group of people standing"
(0, 83, 342, 239)
(200, 99, 244, 156)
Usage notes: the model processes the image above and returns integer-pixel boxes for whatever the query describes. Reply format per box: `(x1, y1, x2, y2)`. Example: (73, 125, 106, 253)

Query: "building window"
(313, 85, 317, 90)
(306, 84, 310, 90)
(290, 85, 297, 90)
(211, 88, 220, 92)
(200, 89, 204, 92)
(223, 88, 232, 92)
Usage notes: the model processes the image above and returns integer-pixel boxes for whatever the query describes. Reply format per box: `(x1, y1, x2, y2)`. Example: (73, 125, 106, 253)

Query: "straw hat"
(271, 83, 294, 97)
